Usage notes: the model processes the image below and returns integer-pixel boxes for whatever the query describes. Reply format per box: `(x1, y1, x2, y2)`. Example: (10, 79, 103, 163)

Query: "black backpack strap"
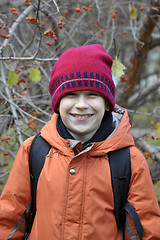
(24, 133, 51, 238)
(108, 147, 131, 229)
(108, 147, 143, 239)
(124, 201, 143, 240)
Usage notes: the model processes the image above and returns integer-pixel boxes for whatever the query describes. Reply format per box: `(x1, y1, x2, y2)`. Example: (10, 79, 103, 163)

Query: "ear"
(105, 102, 110, 111)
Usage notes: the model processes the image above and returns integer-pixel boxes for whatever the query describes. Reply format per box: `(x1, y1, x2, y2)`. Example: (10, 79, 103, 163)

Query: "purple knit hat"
(49, 44, 115, 113)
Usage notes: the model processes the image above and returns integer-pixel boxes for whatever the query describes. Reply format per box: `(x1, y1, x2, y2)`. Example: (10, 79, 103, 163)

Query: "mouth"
(70, 114, 93, 120)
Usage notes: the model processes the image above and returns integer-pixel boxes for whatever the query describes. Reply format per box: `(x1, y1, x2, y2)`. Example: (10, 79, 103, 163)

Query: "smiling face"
(59, 91, 108, 143)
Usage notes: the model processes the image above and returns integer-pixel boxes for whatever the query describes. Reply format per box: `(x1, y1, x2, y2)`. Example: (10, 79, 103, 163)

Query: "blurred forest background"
(0, 0, 160, 204)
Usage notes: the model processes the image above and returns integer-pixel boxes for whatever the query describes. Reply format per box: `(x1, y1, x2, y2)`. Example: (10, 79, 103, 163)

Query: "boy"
(0, 44, 160, 239)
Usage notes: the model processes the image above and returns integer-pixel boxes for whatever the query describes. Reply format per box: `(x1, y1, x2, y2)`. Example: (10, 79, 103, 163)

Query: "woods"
(0, 0, 160, 199)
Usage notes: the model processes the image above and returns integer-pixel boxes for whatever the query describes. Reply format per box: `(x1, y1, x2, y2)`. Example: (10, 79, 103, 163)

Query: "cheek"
(59, 99, 75, 123)
(61, 97, 76, 107)
(59, 99, 71, 112)
(100, 100, 106, 116)
(95, 99, 106, 112)
(91, 100, 105, 119)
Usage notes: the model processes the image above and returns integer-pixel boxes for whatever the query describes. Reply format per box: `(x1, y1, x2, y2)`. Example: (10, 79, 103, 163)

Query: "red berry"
(112, 13, 116, 18)
(3, 152, 8, 156)
(95, 20, 100, 26)
(64, 10, 69, 15)
(75, 8, 81, 13)
(5, 35, 11, 39)
(82, 6, 88, 10)
(46, 41, 52, 46)
(99, 29, 104, 36)
(120, 75, 128, 82)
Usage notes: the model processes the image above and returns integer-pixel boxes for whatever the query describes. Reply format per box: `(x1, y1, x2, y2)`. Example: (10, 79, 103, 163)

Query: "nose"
(75, 94, 88, 109)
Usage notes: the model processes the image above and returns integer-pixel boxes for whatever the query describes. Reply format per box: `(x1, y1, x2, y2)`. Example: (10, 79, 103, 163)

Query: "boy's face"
(59, 91, 107, 143)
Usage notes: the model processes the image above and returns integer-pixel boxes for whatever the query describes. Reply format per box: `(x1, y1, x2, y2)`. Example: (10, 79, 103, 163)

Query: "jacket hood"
(40, 105, 135, 157)
(90, 105, 135, 156)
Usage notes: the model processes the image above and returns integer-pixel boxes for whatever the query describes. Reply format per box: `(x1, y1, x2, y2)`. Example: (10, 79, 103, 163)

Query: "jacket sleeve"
(125, 146, 160, 240)
(0, 137, 34, 240)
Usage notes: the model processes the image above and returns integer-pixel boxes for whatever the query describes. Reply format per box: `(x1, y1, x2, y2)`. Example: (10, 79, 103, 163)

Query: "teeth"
(72, 114, 92, 119)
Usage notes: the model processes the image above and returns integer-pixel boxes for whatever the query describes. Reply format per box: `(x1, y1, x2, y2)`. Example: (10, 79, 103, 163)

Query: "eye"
(88, 92, 100, 97)
(65, 93, 76, 96)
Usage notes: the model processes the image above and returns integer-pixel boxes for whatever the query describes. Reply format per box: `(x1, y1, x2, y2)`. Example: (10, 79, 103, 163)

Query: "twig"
(127, 81, 160, 108)
(0, 78, 52, 118)
(0, 172, 10, 178)
(128, 4, 145, 46)
(95, 0, 101, 22)
(107, 18, 115, 52)
(0, 56, 58, 62)
(1, 62, 23, 145)
(0, 91, 47, 124)
(52, 0, 60, 14)
(0, 5, 34, 54)
(127, 108, 160, 119)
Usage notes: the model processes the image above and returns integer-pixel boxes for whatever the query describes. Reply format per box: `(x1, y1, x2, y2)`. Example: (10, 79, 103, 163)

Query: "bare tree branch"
(1, 62, 24, 145)
(127, 80, 160, 108)
(148, 36, 160, 50)
(116, 0, 160, 106)
(132, 132, 160, 162)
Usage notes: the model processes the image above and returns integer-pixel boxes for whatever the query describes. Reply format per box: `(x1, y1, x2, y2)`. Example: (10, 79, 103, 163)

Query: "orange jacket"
(0, 107, 160, 240)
